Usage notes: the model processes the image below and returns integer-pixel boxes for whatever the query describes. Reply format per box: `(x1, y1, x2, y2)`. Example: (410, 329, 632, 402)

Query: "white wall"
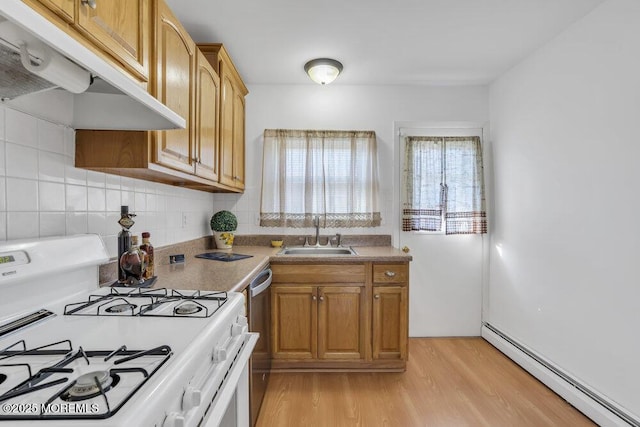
(216, 83, 489, 336)
(221, 84, 488, 236)
(488, 0, 640, 418)
(0, 93, 214, 258)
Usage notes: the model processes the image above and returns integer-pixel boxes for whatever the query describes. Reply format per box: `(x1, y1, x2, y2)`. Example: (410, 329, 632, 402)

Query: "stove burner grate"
(0, 340, 172, 420)
(63, 288, 228, 318)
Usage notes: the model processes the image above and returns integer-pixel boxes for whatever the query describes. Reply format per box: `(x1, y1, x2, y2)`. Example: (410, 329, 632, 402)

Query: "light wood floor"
(256, 338, 595, 427)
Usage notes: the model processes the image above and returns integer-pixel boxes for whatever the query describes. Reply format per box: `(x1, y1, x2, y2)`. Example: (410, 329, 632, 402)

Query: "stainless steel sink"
(277, 246, 357, 255)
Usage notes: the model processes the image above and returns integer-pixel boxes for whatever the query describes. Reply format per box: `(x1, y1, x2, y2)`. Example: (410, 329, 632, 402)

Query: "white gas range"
(0, 234, 257, 427)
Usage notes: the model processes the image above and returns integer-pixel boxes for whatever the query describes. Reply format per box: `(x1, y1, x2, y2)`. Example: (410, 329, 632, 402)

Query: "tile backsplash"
(0, 105, 215, 258)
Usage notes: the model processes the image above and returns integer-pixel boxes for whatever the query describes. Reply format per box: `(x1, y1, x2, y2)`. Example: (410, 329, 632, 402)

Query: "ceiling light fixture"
(304, 58, 343, 85)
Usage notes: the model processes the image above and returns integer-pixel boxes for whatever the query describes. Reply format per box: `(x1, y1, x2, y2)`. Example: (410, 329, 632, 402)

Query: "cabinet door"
(27, 0, 75, 23)
(231, 90, 245, 189)
(76, 0, 149, 81)
(272, 286, 317, 359)
(318, 286, 365, 360)
(153, 0, 195, 174)
(219, 67, 236, 187)
(372, 286, 408, 360)
(194, 50, 220, 181)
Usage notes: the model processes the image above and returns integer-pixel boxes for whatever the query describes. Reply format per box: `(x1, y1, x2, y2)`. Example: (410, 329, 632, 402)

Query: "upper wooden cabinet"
(76, 0, 149, 81)
(199, 44, 248, 191)
(75, 1, 247, 193)
(30, 0, 75, 23)
(24, 0, 150, 83)
(194, 50, 221, 182)
(152, 0, 195, 174)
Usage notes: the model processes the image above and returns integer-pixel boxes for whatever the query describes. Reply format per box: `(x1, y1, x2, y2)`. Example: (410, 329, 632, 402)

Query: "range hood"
(0, 1, 185, 131)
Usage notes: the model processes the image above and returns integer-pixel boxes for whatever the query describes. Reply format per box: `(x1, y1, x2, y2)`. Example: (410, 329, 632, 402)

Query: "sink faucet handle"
(335, 233, 342, 247)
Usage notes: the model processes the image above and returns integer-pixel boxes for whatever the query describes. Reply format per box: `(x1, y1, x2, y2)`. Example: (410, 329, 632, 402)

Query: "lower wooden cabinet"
(272, 285, 365, 361)
(271, 285, 317, 359)
(318, 286, 366, 360)
(372, 285, 408, 360)
(270, 262, 408, 371)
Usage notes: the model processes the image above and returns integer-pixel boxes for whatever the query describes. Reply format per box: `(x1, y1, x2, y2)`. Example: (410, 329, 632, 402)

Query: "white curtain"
(402, 136, 486, 234)
(260, 129, 381, 228)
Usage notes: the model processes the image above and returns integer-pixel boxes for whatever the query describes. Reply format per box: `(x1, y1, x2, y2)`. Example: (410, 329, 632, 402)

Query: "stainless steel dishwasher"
(248, 265, 272, 426)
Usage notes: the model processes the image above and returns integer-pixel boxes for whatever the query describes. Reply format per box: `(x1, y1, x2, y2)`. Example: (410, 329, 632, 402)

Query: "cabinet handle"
(374, 294, 380, 299)
(312, 295, 317, 301)
(385, 271, 396, 278)
(81, 0, 97, 9)
(319, 296, 324, 302)
(233, 176, 241, 180)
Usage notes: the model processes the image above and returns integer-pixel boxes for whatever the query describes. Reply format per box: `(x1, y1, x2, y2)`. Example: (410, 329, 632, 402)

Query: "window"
(402, 136, 486, 234)
(260, 129, 381, 228)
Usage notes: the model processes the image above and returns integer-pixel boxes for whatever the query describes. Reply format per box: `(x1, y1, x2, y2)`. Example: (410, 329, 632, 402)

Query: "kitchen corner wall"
(214, 84, 489, 241)
(0, 98, 214, 259)
(216, 84, 489, 338)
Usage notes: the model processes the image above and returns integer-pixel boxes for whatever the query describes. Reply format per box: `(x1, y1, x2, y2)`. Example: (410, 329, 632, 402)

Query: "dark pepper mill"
(117, 205, 136, 283)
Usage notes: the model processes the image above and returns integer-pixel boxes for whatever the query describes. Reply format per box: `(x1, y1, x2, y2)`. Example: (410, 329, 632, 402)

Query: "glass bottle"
(140, 232, 154, 279)
(120, 235, 147, 284)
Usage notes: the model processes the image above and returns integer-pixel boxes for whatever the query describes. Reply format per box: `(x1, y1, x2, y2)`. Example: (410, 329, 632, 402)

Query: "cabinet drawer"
(373, 264, 408, 284)
(272, 264, 365, 283)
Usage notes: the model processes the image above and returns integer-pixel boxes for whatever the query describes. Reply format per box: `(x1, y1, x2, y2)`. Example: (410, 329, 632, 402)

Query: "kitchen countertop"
(152, 246, 277, 293)
(149, 245, 412, 293)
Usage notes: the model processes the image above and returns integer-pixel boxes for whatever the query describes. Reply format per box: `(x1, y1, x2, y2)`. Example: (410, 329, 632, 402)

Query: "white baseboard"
(482, 324, 637, 427)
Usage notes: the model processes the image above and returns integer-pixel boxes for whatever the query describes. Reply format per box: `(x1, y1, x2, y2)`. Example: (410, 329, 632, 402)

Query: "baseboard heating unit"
(482, 323, 639, 427)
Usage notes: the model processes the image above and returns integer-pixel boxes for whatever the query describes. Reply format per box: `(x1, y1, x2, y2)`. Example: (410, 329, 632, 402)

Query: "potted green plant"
(210, 210, 238, 249)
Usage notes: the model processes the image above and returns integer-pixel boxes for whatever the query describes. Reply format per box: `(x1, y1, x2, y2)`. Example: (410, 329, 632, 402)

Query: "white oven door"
(201, 333, 258, 427)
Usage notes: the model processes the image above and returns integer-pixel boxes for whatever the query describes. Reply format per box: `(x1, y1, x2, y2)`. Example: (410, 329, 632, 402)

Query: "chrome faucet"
(313, 215, 321, 246)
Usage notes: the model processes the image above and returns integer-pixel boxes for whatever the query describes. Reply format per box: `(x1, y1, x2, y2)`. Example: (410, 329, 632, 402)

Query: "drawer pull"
(374, 294, 380, 299)
(385, 271, 396, 278)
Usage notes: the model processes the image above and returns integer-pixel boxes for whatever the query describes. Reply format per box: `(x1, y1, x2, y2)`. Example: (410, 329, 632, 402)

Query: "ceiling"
(165, 0, 604, 86)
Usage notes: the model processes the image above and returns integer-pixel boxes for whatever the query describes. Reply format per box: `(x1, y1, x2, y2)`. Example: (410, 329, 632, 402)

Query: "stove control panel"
(0, 250, 29, 277)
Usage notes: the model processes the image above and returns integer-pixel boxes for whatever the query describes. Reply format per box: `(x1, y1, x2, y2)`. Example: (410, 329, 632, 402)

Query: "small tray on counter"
(195, 252, 253, 262)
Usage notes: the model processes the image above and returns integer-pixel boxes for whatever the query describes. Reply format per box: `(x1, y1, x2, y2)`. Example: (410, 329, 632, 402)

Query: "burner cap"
(68, 371, 113, 398)
(106, 303, 137, 313)
(174, 302, 202, 315)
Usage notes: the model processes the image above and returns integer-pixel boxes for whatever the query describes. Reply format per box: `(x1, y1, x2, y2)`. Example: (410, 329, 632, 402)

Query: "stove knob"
(182, 386, 202, 411)
(231, 322, 247, 337)
(163, 412, 185, 427)
(213, 345, 227, 362)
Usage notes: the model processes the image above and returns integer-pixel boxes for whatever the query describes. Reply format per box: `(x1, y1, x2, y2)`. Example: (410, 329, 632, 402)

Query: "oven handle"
(250, 268, 272, 298)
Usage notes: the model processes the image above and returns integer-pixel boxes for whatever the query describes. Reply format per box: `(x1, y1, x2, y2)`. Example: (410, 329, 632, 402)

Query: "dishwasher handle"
(250, 268, 272, 298)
